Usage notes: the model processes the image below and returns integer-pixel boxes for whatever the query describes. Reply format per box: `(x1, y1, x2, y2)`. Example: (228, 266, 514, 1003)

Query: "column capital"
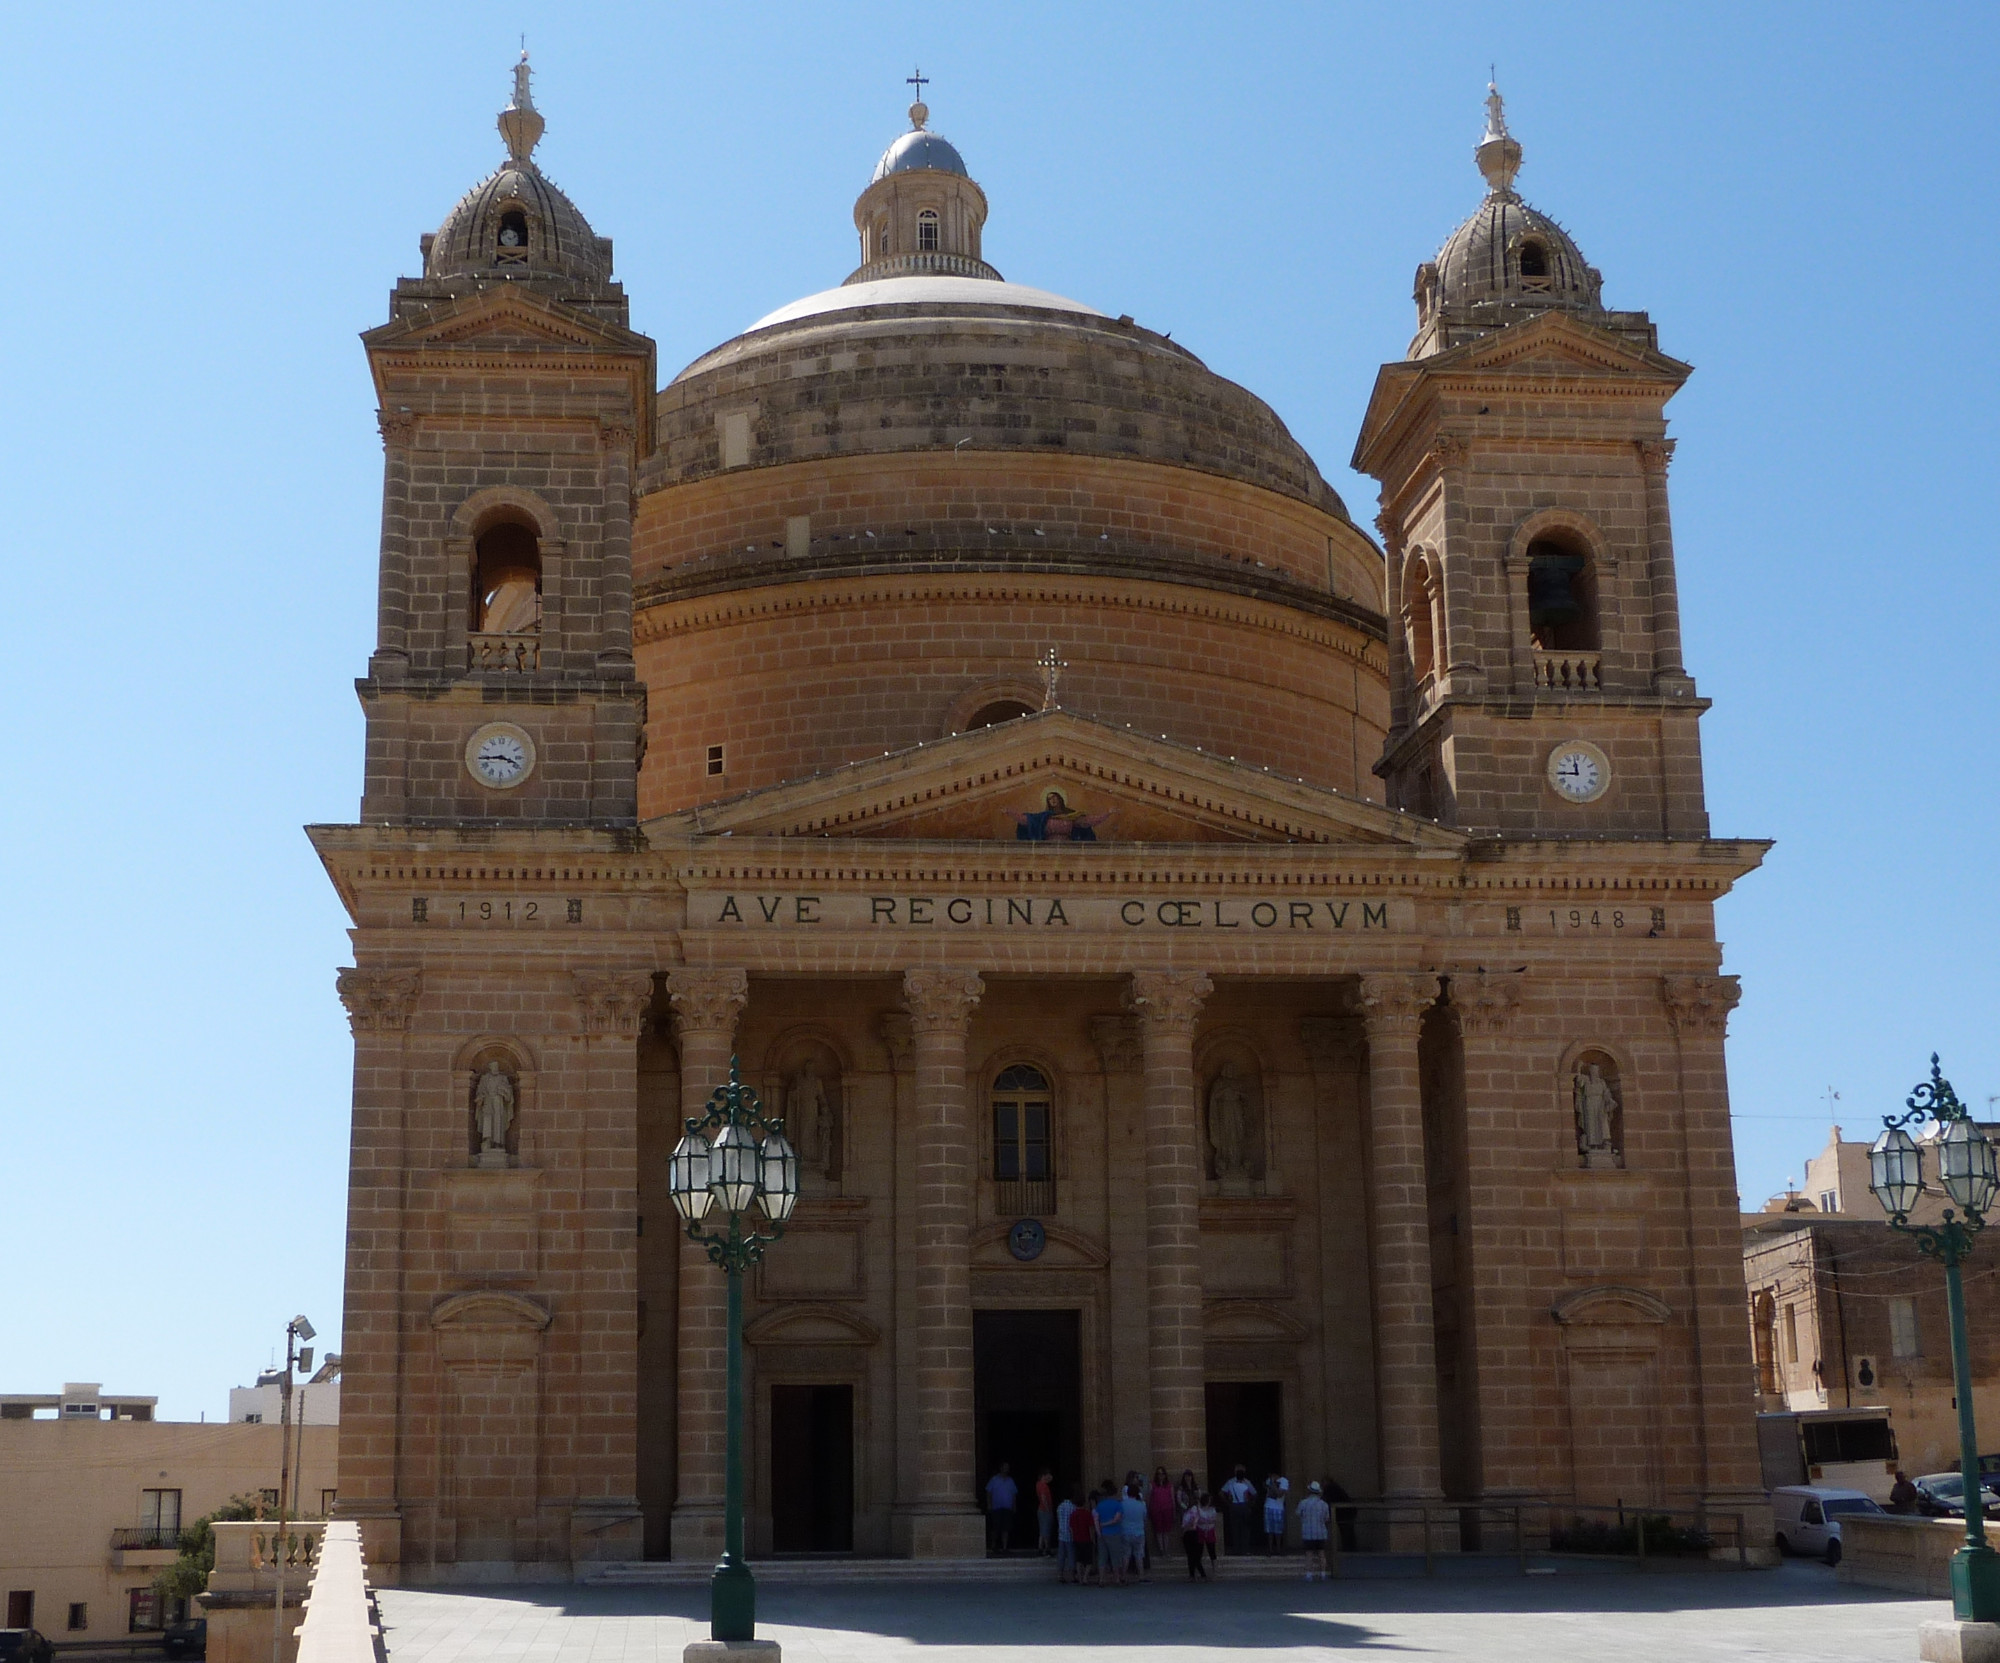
(1638, 437, 1677, 477)
(1450, 968, 1527, 1036)
(598, 416, 636, 451)
(572, 969, 655, 1036)
(1662, 973, 1740, 1037)
(376, 409, 418, 448)
(336, 966, 421, 1034)
(1300, 1015, 1366, 1074)
(665, 967, 748, 1038)
(1090, 1013, 1145, 1074)
(1432, 433, 1471, 472)
(1125, 970, 1214, 1037)
(901, 968, 984, 1034)
(1357, 971, 1439, 1035)
(877, 1011, 913, 1069)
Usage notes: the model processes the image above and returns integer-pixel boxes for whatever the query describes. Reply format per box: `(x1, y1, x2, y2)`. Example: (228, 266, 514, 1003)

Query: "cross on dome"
(906, 65, 931, 130)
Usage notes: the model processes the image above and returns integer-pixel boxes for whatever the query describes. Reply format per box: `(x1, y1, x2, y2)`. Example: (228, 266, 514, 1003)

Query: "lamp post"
(270, 1314, 314, 1663)
(1868, 1055, 2000, 1624)
(669, 1058, 799, 1645)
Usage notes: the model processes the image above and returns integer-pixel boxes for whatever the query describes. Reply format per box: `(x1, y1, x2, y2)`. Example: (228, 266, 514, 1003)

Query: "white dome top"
(748, 275, 1107, 332)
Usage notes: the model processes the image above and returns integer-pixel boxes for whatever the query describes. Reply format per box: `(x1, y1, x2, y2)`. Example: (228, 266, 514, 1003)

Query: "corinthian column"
(1357, 971, 1443, 1506)
(899, 967, 985, 1558)
(1663, 974, 1766, 1512)
(664, 967, 748, 1562)
(1125, 970, 1213, 1479)
(334, 966, 420, 1577)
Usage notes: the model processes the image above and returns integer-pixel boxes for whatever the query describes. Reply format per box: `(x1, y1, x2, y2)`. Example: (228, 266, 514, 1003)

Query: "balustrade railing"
(207, 1518, 326, 1593)
(1533, 650, 1601, 691)
(112, 1524, 183, 1550)
(468, 631, 539, 672)
(994, 1178, 1057, 1218)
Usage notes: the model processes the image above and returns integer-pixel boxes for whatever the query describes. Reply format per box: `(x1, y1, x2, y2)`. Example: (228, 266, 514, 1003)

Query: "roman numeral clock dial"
(1546, 741, 1610, 804)
(465, 722, 536, 790)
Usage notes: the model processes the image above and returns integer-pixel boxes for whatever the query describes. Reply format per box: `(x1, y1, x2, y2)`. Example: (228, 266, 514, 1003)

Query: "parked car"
(0, 1631, 55, 1663)
(1770, 1485, 1886, 1565)
(163, 1616, 207, 1658)
(1912, 1472, 2000, 1519)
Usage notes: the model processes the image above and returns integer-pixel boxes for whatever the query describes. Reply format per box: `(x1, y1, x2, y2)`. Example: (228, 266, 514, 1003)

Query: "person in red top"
(1071, 1485, 1098, 1585)
(1148, 1466, 1178, 1559)
(1036, 1469, 1056, 1556)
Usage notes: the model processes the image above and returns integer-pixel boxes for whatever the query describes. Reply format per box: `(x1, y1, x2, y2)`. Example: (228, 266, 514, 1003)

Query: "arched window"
(992, 1065, 1052, 1211)
(917, 209, 940, 252)
(496, 210, 530, 265)
(474, 519, 542, 636)
(1752, 1291, 1780, 1396)
(966, 699, 1034, 730)
(1526, 535, 1599, 654)
(1404, 557, 1440, 697)
(1517, 237, 1550, 288)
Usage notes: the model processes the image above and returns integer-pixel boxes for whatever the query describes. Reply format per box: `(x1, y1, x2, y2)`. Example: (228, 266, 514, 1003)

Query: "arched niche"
(452, 1035, 536, 1167)
(1558, 1039, 1632, 1171)
(1196, 1035, 1267, 1190)
(764, 1027, 848, 1185)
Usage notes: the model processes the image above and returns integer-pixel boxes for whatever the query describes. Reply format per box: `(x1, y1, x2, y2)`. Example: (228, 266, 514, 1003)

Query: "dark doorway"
(769, 1384, 853, 1552)
(973, 1309, 1082, 1551)
(7, 1591, 33, 1629)
(1205, 1380, 1283, 1499)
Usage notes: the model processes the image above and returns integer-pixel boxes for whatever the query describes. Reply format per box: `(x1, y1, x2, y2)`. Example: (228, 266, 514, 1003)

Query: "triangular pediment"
(363, 283, 652, 356)
(1435, 310, 1690, 381)
(644, 711, 1462, 848)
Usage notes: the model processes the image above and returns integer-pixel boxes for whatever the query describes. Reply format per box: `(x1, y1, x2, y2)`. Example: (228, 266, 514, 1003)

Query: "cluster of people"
(990, 1462, 1345, 1583)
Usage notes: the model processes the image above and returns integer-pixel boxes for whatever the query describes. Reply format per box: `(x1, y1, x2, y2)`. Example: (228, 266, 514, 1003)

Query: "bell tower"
(1353, 86, 1706, 838)
(357, 54, 655, 826)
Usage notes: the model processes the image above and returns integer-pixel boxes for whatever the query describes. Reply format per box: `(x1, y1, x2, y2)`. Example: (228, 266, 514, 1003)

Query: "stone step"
(584, 1554, 1331, 1586)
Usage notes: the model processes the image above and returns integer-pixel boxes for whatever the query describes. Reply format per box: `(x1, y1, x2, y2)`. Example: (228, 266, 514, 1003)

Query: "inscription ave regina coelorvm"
(696, 891, 1407, 931)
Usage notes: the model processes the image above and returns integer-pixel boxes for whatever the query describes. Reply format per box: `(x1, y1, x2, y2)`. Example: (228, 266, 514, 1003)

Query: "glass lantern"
(1869, 1125, 1925, 1219)
(709, 1120, 760, 1217)
(669, 1130, 715, 1222)
(758, 1129, 800, 1222)
(1939, 1116, 2000, 1217)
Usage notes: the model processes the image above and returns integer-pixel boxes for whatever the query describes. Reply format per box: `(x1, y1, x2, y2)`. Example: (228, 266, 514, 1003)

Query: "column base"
(671, 1503, 725, 1564)
(685, 1644, 780, 1663)
(892, 1506, 986, 1559)
(1922, 1621, 2000, 1663)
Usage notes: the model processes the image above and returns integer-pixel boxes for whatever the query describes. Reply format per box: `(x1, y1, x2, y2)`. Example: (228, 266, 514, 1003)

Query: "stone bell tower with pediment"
(1354, 85, 1708, 839)
(357, 53, 655, 827)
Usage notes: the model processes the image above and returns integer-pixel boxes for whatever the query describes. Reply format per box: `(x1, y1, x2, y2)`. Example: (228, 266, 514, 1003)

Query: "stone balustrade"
(1533, 649, 1601, 691)
(467, 630, 540, 672)
(295, 1522, 386, 1663)
(207, 1517, 326, 1594)
(1836, 1512, 1964, 1596)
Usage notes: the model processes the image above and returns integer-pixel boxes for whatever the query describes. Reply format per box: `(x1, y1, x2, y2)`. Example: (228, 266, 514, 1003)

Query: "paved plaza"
(377, 1561, 1944, 1663)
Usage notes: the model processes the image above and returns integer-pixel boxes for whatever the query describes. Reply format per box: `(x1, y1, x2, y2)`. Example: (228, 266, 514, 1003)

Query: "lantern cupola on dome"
(847, 77, 1002, 286)
(421, 53, 616, 292)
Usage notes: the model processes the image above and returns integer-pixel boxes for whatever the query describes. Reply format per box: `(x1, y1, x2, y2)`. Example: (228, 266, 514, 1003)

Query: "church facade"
(315, 62, 1770, 1579)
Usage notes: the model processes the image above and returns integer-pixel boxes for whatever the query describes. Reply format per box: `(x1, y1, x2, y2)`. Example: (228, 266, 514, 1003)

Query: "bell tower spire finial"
(1476, 75, 1523, 196)
(906, 65, 930, 130)
(499, 48, 545, 168)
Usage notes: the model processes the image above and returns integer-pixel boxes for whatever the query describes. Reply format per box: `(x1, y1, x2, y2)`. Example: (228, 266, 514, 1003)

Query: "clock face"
(465, 723, 535, 790)
(1547, 742, 1610, 804)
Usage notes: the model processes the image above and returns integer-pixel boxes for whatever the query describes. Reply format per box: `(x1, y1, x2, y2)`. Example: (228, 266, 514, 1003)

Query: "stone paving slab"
(377, 1560, 1948, 1662)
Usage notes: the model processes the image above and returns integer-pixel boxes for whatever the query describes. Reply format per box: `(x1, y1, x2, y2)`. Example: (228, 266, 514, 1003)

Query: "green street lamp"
(1869, 1055, 2000, 1623)
(670, 1058, 799, 1644)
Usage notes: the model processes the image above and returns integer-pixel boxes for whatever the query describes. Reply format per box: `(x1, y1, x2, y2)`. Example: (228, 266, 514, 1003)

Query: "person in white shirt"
(1297, 1480, 1332, 1581)
(1056, 1492, 1077, 1583)
(1220, 1466, 1257, 1554)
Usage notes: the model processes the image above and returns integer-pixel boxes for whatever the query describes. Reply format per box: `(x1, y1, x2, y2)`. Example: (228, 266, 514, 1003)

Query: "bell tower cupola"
(354, 55, 656, 827)
(1353, 84, 1708, 839)
(847, 78, 1002, 285)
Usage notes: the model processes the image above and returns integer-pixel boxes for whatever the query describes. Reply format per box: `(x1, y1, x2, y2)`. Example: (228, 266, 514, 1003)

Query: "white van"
(1770, 1485, 1886, 1565)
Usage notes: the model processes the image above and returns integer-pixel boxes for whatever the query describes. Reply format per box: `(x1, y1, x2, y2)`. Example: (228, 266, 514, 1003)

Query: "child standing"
(1056, 1487, 1077, 1582)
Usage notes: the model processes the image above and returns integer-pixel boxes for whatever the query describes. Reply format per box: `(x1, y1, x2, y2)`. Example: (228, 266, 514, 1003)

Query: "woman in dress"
(1149, 1466, 1178, 1560)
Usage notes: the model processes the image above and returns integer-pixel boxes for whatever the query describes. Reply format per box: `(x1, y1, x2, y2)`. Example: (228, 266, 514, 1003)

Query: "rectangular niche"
(442, 1169, 540, 1285)
(758, 1226, 863, 1300)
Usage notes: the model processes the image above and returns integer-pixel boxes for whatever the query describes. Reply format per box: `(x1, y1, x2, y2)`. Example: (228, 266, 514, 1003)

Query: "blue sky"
(4, 3, 1994, 1421)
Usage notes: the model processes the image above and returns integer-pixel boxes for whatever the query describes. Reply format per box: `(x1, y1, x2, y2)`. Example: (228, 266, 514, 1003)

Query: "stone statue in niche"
(1574, 1060, 1623, 1169)
(784, 1056, 840, 1182)
(1207, 1059, 1262, 1189)
(473, 1060, 516, 1167)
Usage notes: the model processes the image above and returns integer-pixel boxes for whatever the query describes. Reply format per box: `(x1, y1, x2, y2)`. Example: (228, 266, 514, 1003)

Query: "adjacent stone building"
(315, 64, 1770, 1579)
